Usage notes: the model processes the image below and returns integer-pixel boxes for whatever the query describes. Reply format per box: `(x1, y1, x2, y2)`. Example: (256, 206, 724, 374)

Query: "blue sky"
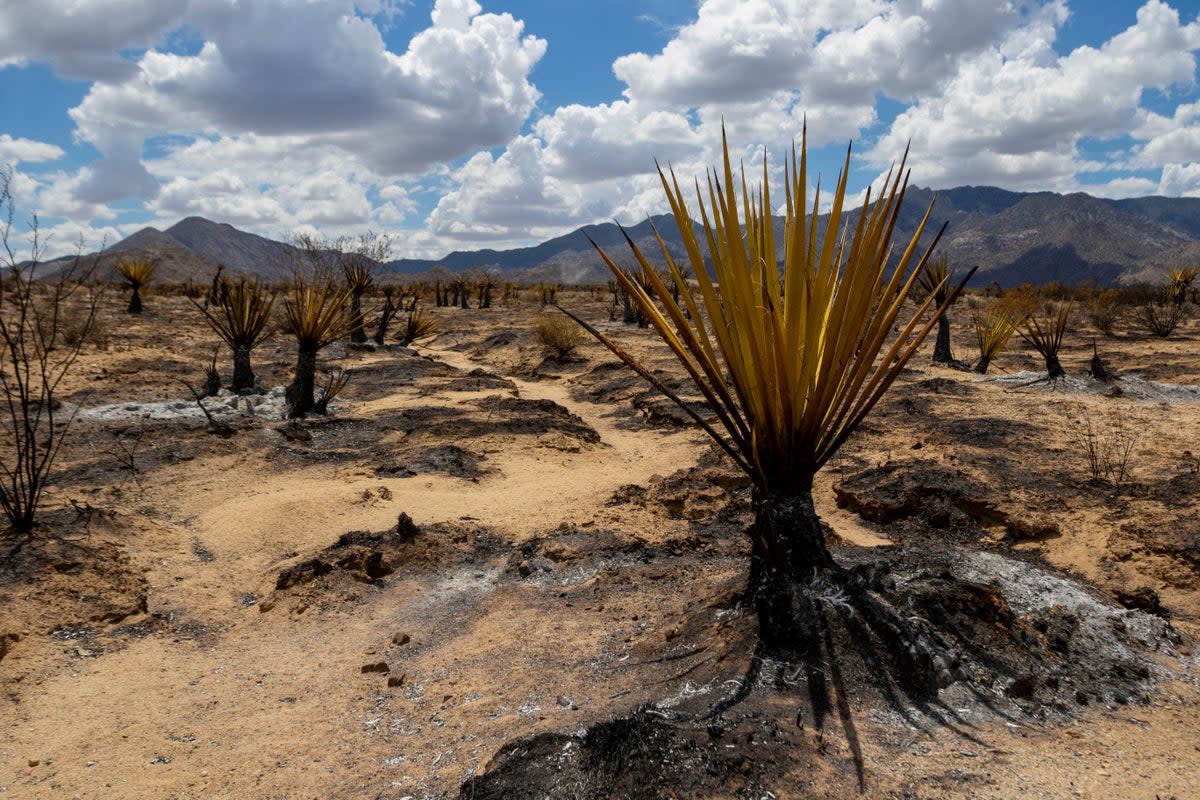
(3, 0, 1200, 260)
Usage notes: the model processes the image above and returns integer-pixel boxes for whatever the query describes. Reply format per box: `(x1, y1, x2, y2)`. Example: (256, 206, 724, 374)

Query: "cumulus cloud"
(14, 0, 1200, 258)
(0, 135, 65, 165)
(70, 0, 546, 174)
(1158, 162, 1200, 196)
(0, 1, 187, 80)
(870, 0, 1200, 189)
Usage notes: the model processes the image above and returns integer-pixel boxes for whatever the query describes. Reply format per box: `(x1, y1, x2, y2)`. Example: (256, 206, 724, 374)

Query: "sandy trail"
(2, 343, 721, 799)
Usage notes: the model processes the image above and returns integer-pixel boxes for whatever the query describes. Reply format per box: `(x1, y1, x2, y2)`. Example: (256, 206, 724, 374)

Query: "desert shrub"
(535, 313, 584, 359)
(1065, 405, 1138, 492)
(0, 172, 100, 533)
(1086, 289, 1120, 335)
(1135, 294, 1186, 337)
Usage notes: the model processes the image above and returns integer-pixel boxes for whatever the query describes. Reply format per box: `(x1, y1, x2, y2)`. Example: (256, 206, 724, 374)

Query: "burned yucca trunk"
(373, 287, 400, 345)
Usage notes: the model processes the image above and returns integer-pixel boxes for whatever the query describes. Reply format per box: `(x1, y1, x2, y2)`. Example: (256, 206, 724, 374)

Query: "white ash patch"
(959, 550, 1187, 669)
(75, 387, 302, 424)
(979, 371, 1200, 403)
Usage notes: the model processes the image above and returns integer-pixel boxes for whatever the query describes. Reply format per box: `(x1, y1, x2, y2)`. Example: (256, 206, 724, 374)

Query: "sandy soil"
(1, 288, 1199, 799)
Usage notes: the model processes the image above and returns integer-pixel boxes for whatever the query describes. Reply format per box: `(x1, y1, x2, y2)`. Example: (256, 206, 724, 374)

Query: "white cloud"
(1158, 162, 1200, 196)
(70, 0, 546, 174)
(869, 0, 1200, 190)
(0, 1, 187, 80)
(0, 135, 65, 165)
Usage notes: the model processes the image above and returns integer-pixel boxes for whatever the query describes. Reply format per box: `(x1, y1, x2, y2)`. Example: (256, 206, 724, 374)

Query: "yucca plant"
(280, 279, 361, 417)
(972, 309, 1019, 374)
(113, 257, 156, 314)
(915, 254, 958, 365)
(395, 303, 440, 346)
(972, 290, 1034, 374)
(343, 258, 373, 344)
(1167, 267, 1197, 305)
(1019, 302, 1072, 379)
(559, 129, 968, 659)
(192, 277, 274, 393)
(314, 367, 351, 415)
(372, 286, 399, 345)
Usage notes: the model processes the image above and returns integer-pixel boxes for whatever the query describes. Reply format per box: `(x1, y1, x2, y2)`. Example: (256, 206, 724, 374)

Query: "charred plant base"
(461, 542, 1189, 799)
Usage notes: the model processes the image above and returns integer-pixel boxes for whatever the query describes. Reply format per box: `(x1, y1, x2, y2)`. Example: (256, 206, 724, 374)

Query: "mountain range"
(37, 186, 1200, 287)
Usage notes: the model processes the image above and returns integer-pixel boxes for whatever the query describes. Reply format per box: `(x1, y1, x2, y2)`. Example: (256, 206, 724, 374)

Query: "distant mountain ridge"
(72, 186, 1200, 287)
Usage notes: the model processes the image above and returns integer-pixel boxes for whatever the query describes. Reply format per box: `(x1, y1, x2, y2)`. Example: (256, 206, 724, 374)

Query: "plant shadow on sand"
(458, 534, 1188, 799)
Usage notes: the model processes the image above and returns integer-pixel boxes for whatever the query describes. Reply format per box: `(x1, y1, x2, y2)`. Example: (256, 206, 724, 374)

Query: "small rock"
(387, 674, 406, 688)
(27, 759, 39, 768)
(361, 661, 390, 674)
(556, 695, 577, 710)
(517, 561, 533, 577)
(392, 632, 411, 646)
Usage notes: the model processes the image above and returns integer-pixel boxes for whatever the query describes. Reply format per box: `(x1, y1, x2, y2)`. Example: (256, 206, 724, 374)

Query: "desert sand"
(2, 288, 1199, 799)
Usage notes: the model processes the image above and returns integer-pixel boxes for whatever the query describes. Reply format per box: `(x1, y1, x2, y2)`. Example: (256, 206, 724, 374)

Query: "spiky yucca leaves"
(972, 289, 1034, 374)
(343, 259, 374, 344)
(314, 367, 351, 415)
(1019, 303, 1072, 379)
(972, 308, 1020, 374)
(395, 304, 440, 346)
(915, 255, 958, 364)
(192, 278, 274, 393)
(560, 129, 967, 659)
(281, 280, 361, 417)
(1168, 267, 1197, 305)
(113, 257, 156, 314)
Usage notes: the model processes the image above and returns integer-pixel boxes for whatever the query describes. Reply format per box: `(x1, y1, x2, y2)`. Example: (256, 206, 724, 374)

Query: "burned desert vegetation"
(2, 153, 1200, 800)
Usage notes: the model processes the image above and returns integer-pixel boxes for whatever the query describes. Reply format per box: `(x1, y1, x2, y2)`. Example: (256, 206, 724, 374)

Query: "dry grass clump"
(535, 313, 584, 359)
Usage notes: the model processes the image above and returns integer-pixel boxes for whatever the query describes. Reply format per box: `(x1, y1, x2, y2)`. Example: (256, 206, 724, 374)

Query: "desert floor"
(2, 288, 1199, 799)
